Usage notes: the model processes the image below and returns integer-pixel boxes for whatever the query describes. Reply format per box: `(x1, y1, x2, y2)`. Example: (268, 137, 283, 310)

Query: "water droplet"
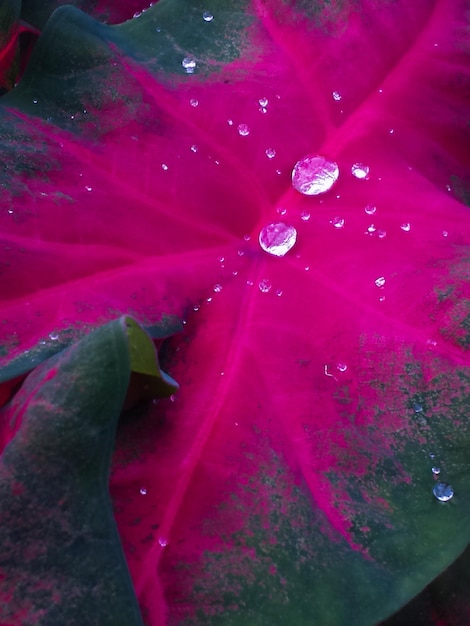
(400, 222, 411, 232)
(433, 482, 454, 502)
(161, 163, 169, 171)
(446, 184, 452, 192)
(265, 148, 276, 159)
(259, 222, 297, 257)
(140, 487, 147, 495)
(388, 128, 395, 135)
(259, 97, 269, 107)
(442, 230, 449, 238)
(275, 289, 283, 297)
(276, 169, 282, 175)
(331, 216, 345, 229)
(190, 98, 199, 107)
(7, 209, 13, 214)
(190, 144, 198, 153)
(85, 185, 93, 192)
(155, 26, 161, 32)
(259, 106, 268, 114)
(213, 284, 223, 293)
(237, 249, 245, 256)
(206, 297, 212, 303)
(227, 119, 233, 125)
(193, 304, 200, 312)
(375, 276, 386, 287)
(432, 466, 441, 475)
(237, 123, 250, 136)
(259, 278, 272, 293)
(243, 234, 251, 241)
(377, 229, 387, 239)
(133, 10, 142, 18)
(304, 265, 310, 272)
(367, 224, 376, 234)
(182, 57, 197, 73)
(158, 537, 168, 547)
(246, 280, 254, 286)
(351, 163, 370, 179)
(276, 207, 287, 216)
(300, 211, 310, 222)
(32, 98, 38, 105)
(292, 154, 339, 195)
(217, 256, 225, 263)
(49, 332, 59, 341)
(414, 403, 423, 413)
(332, 91, 342, 101)
(364, 204, 377, 215)
(337, 363, 348, 372)
(202, 10, 214, 21)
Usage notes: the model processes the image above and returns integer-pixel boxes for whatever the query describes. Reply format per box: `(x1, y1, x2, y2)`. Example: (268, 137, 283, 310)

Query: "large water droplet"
(259, 222, 297, 257)
(292, 154, 339, 195)
(375, 276, 386, 288)
(258, 278, 272, 293)
(265, 148, 276, 159)
(433, 482, 454, 502)
(182, 57, 197, 73)
(238, 123, 250, 136)
(202, 10, 214, 21)
(351, 163, 370, 179)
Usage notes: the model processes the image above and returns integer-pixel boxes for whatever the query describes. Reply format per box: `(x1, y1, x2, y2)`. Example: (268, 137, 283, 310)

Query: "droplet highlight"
(292, 154, 339, 195)
(259, 222, 297, 257)
(433, 483, 454, 502)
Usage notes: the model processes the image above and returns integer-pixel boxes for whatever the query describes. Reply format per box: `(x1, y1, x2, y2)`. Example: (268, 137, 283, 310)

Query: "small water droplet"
(259, 278, 272, 293)
(388, 128, 395, 135)
(367, 224, 376, 234)
(442, 230, 449, 237)
(446, 184, 452, 192)
(400, 222, 411, 232)
(193, 304, 200, 312)
(49, 332, 59, 341)
(331, 216, 345, 229)
(213, 284, 223, 293)
(217, 256, 225, 263)
(227, 119, 233, 125)
(265, 148, 276, 159)
(259, 106, 268, 114)
(155, 26, 161, 32)
(202, 10, 214, 21)
(190, 98, 199, 107)
(377, 229, 387, 239)
(158, 537, 168, 547)
(351, 163, 370, 179)
(276, 207, 287, 216)
(238, 123, 250, 136)
(85, 185, 93, 192)
(237, 249, 244, 257)
(7, 209, 13, 214)
(292, 154, 339, 195)
(206, 297, 213, 303)
(276, 169, 282, 175)
(140, 487, 147, 495)
(161, 163, 169, 171)
(432, 466, 441, 475)
(433, 482, 454, 502)
(364, 204, 377, 215)
(32, 98, 38, 105)
(133, 10, 142, 18)
(246, 280, 254, 286)
(300, 211, 310, 222)
(275, 289, 283, 297)
(304, 265, 310, 272)
(413, 403, 423, 413)
(190, 144, 198, 153)
(375, 276, 386, 288)
(259, 97, 269, 107)
(259, 222, 297, 257)
(243, 234, 251, 241)
(182, 57, 197, 73)
(332, 91, 342, 101)
(379, 295, 386, 302)
(337, 363, 348, 372)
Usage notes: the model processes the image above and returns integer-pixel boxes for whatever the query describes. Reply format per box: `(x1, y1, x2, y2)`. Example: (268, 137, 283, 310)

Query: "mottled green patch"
(450, 174, 470, 207)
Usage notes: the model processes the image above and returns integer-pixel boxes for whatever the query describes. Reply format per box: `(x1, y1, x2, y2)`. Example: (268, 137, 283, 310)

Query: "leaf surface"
(0, 1, 470, 624)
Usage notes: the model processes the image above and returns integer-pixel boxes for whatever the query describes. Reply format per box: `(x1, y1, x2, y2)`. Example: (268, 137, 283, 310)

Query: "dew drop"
(32, 98, 38, 105)
(227, 119, 233, 125)
(400, 222, 411, 232)
(259, 107, 268, 114)
(442, 230, 449, 237)
(433, 482, 454, 502)
(85, 185, 93, 192)
(364, 204, 377, 215)
(182, 57, 197, 73)
(7, 208, 13, 214)
(367, 224, 376, 234)
(259, 97, 269, 107)
(243, 234, 251, 241)
(265, 148, 276, 159)
(202, 10, 214, 21)
(432, 466, 441, 475)
(246, 280, 254, 286)
(276, 169, 282, 175)
(304, 265, 310, 272)
(375, 276, 386, 288)
(193, 304, 200, 312)
(351, 163, 370, 179)
(292, 154, 339, 195)
(213, 284, 223, 293)
(49, 332, 59, 341)
(300, 211, 310, 222)
(332, 91, 342, 101)
(413, 403, 423, 413)
(259, 222, 297, 257)
(258, 278, 272, 293)
(337, 363, 348, 372)
(190, 98, 199, 107)
(331, 216, 345, 229)
(190, 144, 198, 153)
(377, 229, 387, 239)
(237, 249, 245, 256)
(158, 537, 169, 547)
(133, 10, 142, 18)
(388, 128, 395, 135)
(217, 256, 225, 263)
(275, 289, 283, 297)
(161, 163, 169, 171)
(140, 487, 147, 495)
(276, 207, 287, 216)
(237, 123, 250, 136)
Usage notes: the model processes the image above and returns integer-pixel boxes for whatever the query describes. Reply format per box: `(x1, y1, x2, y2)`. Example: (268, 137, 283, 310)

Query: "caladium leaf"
(0, 0, 469, 625)
(0, 316, 156, 625)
